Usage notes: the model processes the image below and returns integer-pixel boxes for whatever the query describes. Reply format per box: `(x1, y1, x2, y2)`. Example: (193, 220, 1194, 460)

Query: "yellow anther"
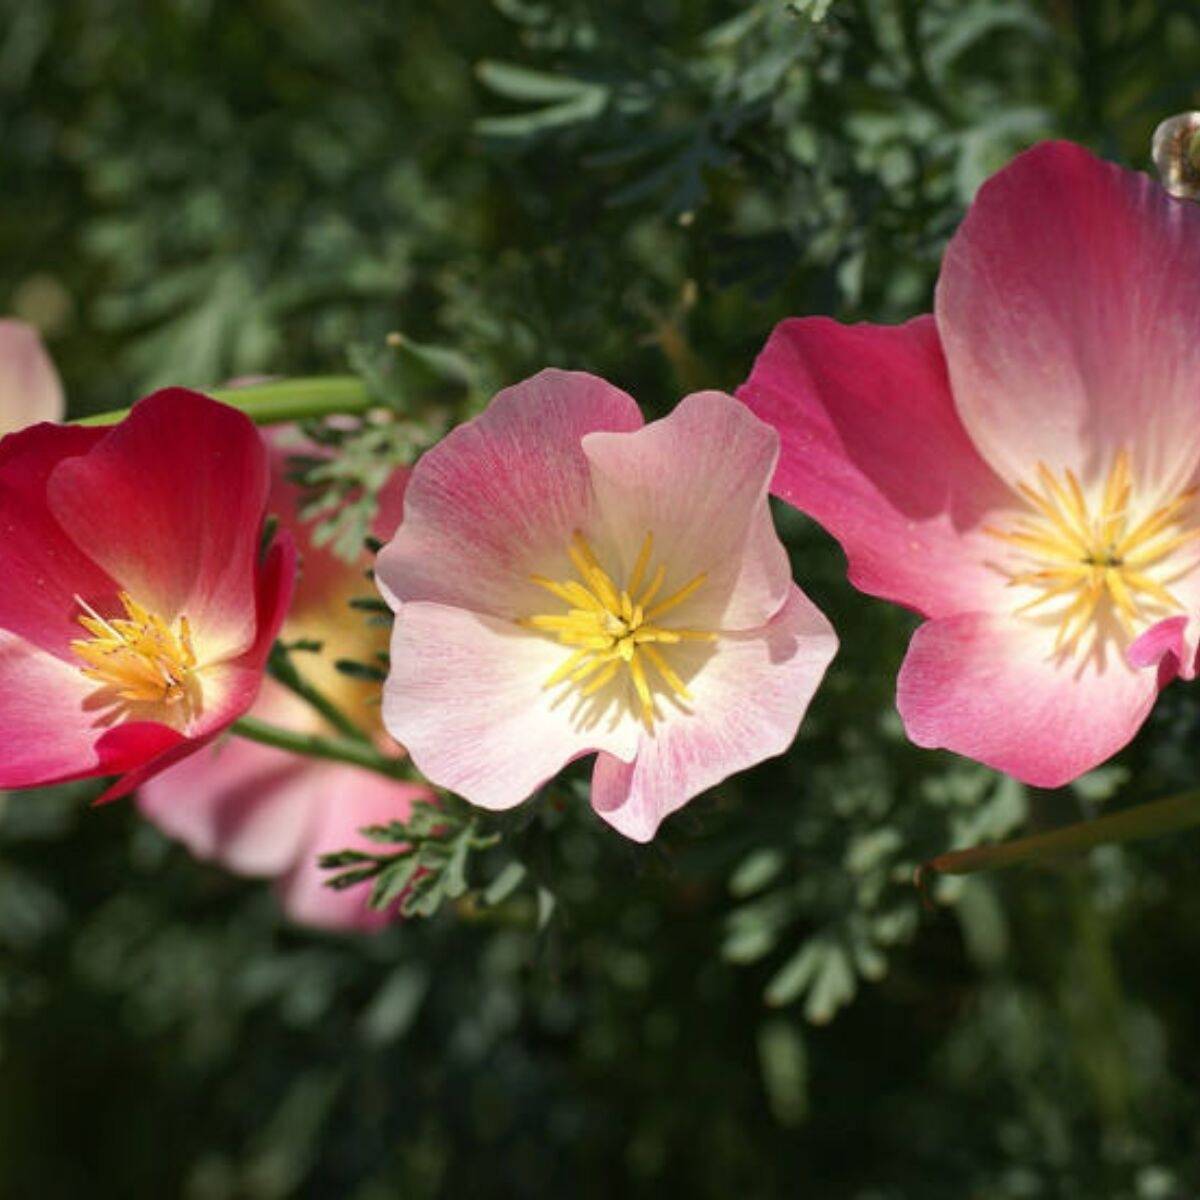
(638, 564, 666, 608)
(628, 532, 654, 598)
(71, 592, 199, 714)
(522, 530, 715, 727)
(989, 451, 1199, 653)
(643, 572, 707, 622)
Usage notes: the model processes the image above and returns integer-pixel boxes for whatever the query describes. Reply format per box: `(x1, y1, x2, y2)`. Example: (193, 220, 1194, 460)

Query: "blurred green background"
(4, 1, 1200, 1195)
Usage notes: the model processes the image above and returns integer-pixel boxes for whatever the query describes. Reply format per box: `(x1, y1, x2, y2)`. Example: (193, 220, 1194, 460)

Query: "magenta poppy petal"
(582, 390, 790, 630)
(98, 533, 294, 801)
(938, 140, 1200, 496)
(0, 635, 123, 788)
(47, 388, 272, 661)
(1128, 616, 1199, 684)
(92, 724, 194, 801)
(371, 465, 409, 543)
(897, 610, 1159, 787)
(101, 534, 299, 797)
(376, 369, 643, 620)
(738, 315, 1013, 619)
(0, 634, 188, 795)
(0, 320, 64, 435)
(244, 531, 299, 668)
(0, 422, 115, 655)
(589, 585, 837, 841)
(383, 601, 640, 809)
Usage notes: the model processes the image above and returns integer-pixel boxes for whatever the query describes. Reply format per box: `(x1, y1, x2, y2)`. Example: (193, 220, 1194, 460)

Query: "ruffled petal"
(738, 316, 1013, 619)
(582, 390, 790, 630)
(0, 320, 64, 435)
(897, 610, 1160, 787)
(376, 369, 643, 620)
(1128, 615, 1200, 684)
(590, 585, 837, 841)
(938, 140, 1200, 499)
(383, 601, 640, 809)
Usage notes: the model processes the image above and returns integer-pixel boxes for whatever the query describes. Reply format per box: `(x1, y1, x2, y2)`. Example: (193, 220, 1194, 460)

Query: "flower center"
(71, 592, 200, 714)
(986, 450, 1200, 653)
(519, 530, 716, 728)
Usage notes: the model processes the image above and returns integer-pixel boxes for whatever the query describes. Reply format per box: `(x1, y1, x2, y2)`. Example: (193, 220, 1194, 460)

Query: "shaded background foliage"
(2, 1, 1200, 1195)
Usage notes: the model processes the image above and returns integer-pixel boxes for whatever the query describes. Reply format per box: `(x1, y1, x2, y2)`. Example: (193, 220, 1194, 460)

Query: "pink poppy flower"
(739, 140, 1200, 787)
(375, 370, 838, 842)
(0, 388, 295, 797)
(0, 319, 64, 435)
(139, 433, 432, 931)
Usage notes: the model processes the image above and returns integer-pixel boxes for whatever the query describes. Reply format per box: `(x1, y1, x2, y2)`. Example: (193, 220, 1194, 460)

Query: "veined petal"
(938, 140, 1200, 501)
(582, 391, 790, 631)
(382, 601, 640, 810)
(590, 585, 837, 842)
(897, 610, 1160, 787)
(376, 369, 643, 620)
(738, 315, 1014, 619)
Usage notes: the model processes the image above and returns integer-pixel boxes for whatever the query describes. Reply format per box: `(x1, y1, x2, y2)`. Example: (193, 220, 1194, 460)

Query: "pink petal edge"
(590, 584, 838, 842)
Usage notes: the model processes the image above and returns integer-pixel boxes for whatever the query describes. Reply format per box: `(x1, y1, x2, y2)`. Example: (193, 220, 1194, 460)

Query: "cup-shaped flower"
(739, 140, 1200, 787)
(375, 371, 838, 842)
(0, 388, 295, 797)
(0, 319, 64, 436)
(139, 434, 432, 931)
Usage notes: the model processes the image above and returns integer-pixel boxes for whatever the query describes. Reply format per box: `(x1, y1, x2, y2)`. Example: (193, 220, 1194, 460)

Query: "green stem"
(268, 644, 374, 745)
(232, 716, 412, 781)
(76, 376, 373, 428)
(919, 788, 1200, 888)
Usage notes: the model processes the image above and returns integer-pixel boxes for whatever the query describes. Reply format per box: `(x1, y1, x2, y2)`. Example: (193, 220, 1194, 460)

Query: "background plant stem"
(76, 376, 373, 427)
(232, 715, 412, 781)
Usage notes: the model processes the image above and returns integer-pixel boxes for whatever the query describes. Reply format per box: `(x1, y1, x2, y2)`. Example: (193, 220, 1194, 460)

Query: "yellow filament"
(71, 592, 199, 712)
(988, 451, 1200, 653)
(519, 530, 716, 727)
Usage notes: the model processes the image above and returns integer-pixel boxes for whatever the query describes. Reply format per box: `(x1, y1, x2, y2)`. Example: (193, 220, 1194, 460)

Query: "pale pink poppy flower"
(0, 319, 64, 436)
(140, 433, 431, 931)
(739, 140, 1200, 787)
(375, 371, 838, 842)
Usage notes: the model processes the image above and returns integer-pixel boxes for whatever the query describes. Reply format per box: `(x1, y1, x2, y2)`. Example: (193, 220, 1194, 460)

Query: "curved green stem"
(268, 644, 374, 746)
(918, 787, 1200, 891)
(76, 376, 373, 428)
(232, 716, 413, 781)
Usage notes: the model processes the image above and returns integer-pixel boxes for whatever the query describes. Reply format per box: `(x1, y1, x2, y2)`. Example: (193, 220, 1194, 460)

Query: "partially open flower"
(0, 388, 294, 797)
(740, 141, 1200, 786)
(376, 371, 837, 842)
(0, 319, 64, 436)
(138, 432, 431, 931)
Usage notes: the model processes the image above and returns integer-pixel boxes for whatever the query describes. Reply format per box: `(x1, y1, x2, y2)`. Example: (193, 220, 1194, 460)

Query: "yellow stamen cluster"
(72, 592, 199, 713)
(987, 450, 1200, 653)
(520, 531, 716, 728)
